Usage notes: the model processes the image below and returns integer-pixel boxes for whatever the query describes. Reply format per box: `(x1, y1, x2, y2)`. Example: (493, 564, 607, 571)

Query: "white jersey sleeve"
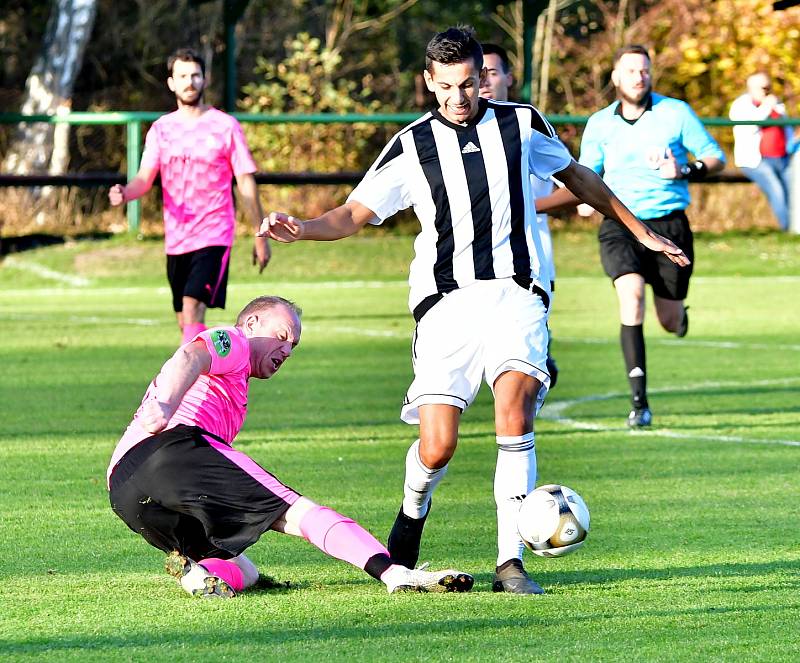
(347, 132, 412, 225)
(526, 110, 573, 181)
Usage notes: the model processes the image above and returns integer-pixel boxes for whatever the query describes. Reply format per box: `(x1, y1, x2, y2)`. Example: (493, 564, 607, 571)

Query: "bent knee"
(418, 436, 456, 468)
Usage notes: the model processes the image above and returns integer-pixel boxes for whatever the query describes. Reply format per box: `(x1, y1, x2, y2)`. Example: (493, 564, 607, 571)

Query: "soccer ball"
(517, 484, 590, 557)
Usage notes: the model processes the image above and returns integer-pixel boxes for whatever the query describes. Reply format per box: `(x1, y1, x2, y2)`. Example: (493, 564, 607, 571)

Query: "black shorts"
(109, 425, 300, 560)
(598, 210, 694, 300)
(166, 245, 231, 312)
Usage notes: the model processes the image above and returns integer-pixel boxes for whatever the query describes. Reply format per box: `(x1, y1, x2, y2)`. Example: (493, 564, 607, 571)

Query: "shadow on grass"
(4, 597, 800, 656)
(0, 232, 113, 256)
(529, 558, 800, 588)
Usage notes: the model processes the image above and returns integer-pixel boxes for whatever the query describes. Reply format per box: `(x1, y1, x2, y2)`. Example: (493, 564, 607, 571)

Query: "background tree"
(2, 0, 97, 176)
(3, 0, 799, 234)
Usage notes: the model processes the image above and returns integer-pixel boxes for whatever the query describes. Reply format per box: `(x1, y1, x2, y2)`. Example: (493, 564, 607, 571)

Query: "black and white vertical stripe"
(349, 100, 568, 312)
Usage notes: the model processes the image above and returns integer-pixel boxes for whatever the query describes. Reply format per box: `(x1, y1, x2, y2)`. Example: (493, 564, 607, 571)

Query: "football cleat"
(627, 407, 653, 428)
(492, 558, 545, 595)
(165, 551, 235, 598)
(676, 306, 689, 338)
(164, 550, 190, 579)
(387, 501, 430, 569)
(387, 564, 474, 594)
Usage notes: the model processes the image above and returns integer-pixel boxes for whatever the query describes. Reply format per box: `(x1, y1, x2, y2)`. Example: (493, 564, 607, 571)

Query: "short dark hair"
(425, 26, 483, 73)
(167, 48, 206, 77)
(481, 43, 510, 73)
(236, 296, 302, 327)
(612, 44, 651, 68)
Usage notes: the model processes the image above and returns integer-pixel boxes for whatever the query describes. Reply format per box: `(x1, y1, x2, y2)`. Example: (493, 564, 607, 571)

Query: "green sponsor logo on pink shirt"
(211, 330, 232, 357)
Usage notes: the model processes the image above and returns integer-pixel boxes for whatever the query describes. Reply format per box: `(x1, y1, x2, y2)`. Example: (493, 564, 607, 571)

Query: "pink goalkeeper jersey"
(107, 326, 251, 485)
(140, 108, 257, 255)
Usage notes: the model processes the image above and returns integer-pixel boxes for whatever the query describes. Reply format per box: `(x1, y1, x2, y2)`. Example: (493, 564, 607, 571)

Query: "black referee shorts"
(109, 425, 300, 561)
(166, 245, 231, 313)
(598, 209, 694, 301)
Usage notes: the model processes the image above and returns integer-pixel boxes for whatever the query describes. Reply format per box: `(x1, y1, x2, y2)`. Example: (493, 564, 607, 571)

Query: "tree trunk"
(3, 0, 98, 175)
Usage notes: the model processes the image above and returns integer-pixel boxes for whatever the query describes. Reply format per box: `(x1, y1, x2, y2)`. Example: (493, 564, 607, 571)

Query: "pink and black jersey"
(107, 326, 251, 484)
(140, 108, 257, 255)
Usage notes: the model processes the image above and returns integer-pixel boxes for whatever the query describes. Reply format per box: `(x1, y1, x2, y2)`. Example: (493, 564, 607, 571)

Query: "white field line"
(3, 272, 798, 295)
(0, 312, 161, 326)
(3, 256, 92, 287)
(557, 336, 800, 353)
(0, 309, 797, 358)
(554, 275, 800, 284)
(324, 328, 800, 353)
(325, 325, 407, 338)
(540, 377, 800, 447)
(0, 280, 406, 298)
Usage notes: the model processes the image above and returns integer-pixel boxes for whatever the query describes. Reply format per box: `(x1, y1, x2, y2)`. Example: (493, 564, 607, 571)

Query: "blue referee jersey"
(579, 93, 725, 219)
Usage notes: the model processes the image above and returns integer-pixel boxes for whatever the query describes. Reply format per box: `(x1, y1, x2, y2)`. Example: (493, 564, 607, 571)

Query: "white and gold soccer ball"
(517, 484, 590, 557)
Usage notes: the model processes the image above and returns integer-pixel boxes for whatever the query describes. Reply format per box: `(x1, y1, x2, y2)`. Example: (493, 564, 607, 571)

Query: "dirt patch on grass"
(74, 244, 161, 277)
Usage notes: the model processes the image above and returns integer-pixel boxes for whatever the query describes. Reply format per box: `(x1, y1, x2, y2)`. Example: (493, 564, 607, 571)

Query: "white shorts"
(401, 278, 551, 425)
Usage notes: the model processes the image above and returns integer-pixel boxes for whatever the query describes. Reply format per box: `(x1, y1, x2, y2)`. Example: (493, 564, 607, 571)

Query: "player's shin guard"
(401, 439, 448, 519)
(299, 505, 393, 580)
(182, 322, 208, 344)
(621, 324, 648, 409)
(197, 557, 245, 592)
(494, 433, 536, 565)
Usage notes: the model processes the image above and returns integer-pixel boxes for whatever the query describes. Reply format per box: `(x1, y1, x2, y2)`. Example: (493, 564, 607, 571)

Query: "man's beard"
(618, 84, 651, 107)
(177, 90, 203, 106)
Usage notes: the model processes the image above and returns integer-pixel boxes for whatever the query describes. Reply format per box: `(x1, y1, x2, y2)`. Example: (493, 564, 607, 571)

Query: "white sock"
(230, 553, 259, 588)
(401, 439, 448, 519)
(494, 432, 536, 566)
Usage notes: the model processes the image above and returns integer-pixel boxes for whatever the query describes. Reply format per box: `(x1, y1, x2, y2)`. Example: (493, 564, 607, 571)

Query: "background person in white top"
(479, 42, 559, 388)
(729, 72, 794, 232)
(264, 26, 688, 595)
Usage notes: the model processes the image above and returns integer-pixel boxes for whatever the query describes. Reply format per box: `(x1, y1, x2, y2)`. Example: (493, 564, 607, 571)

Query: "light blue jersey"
(579, 93, 725, 219)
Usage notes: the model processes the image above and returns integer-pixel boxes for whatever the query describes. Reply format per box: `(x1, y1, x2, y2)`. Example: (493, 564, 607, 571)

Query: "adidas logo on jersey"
(461, 141, 481, 154)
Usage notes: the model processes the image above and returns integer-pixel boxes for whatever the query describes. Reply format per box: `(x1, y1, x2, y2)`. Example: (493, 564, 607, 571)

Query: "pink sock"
(182, 322, 207, 344)
(299, 505, 389, 570)
(198, 557, 245, 592)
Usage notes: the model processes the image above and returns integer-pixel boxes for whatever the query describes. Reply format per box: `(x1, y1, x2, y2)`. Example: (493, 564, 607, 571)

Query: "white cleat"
(386, 564, 474, 594)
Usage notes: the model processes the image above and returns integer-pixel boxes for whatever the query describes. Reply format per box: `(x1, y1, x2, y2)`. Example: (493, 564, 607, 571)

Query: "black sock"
(620, 324, 648, 409)
(364, 553, 394, 580)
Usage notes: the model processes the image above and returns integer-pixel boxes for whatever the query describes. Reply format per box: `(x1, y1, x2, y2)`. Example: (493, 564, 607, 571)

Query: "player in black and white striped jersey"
(263, 26, 689, 594)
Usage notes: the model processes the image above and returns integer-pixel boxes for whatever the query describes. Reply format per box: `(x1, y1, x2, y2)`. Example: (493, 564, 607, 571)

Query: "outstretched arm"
(260, 200, 378, 243)
(139, 339, 212, 434)
(554, 161, 691, 266)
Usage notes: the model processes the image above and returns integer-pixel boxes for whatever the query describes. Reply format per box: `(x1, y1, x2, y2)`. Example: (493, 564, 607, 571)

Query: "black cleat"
(627, 407, 653, 428)
(676, 306, 689, 338)
(387, 502, 430, 569)
(492, 558, 545, 595)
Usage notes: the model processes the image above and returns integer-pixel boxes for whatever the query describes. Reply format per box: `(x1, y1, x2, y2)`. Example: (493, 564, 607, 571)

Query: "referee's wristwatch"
(679, 160, 707, 180)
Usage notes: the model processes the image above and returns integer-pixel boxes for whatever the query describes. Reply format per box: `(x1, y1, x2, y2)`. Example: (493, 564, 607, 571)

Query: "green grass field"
(1, 229, 799, 662)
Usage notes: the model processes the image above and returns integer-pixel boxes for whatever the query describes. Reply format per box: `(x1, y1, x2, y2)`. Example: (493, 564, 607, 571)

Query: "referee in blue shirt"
(539, 44, 725, 427)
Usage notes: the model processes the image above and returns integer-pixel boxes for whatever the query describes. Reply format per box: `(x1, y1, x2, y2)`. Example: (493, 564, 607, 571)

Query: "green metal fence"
(2, 111, 799, 233)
